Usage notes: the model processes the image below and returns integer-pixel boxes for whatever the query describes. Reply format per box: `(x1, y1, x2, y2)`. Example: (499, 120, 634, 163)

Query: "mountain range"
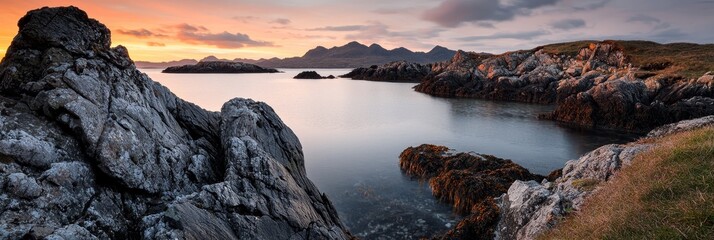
(134, 41, 456, 69)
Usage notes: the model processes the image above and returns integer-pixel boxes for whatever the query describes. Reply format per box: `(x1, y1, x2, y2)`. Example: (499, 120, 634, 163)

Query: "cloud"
(271, 18, 291, 25)
(457, 30, 549, 41)
(116, 28, 167, 38)
(550, 19, 586, 30)
(342, 22, 444, 44)
(175, 24, 208, 32)
(373, 7, 418, 14)
(147, 42, 166, 47)
(627, 14, 670, 30)
(422, 0, 559, 27)
(307, 25, 368, 31)
(570, 0, 611, 11)
(476, 22, 496, 28)
(174, 24, 273, 48)
(232, 16, 259, 23)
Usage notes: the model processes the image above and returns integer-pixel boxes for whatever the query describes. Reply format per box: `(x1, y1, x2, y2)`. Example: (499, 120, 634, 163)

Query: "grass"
(538, 40, 714, 78)
(571, 178, 600, 192)
(541, 126, 714, 239)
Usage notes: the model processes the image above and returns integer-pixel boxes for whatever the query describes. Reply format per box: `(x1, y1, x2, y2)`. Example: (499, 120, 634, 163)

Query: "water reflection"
(144, 68, 638, 238)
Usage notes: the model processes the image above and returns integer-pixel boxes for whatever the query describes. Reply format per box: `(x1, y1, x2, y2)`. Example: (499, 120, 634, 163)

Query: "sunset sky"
(0, 0, 712, 62)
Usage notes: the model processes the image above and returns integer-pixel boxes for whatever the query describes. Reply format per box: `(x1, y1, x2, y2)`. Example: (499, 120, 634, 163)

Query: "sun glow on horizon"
(0, 0, 712, 62)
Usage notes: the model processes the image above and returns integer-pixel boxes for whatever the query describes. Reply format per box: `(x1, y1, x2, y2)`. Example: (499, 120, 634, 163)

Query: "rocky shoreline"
(400, 116, 714, 239)
(0, 7, 349, 239)
(162, 61, 279, 73)
(340, 61, 433, 82)
(346, 42, 714, 132)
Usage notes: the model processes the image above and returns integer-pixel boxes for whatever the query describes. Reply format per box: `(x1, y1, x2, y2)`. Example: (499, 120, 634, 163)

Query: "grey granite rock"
(0, 6, 349, 239)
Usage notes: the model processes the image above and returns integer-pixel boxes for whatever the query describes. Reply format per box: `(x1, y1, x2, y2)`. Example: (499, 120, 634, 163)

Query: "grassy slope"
(542, 126, 714, 239)
(539, 40, 714, 78)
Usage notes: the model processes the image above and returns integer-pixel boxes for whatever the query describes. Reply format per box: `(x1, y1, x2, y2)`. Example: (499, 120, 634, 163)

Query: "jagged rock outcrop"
(399, 144, 543, 239)
(293, 71, 334, 79)
(544, 71, 714, 131)
(340, 61, 432, 82)
(414, 42, 714, 132)
(493, 115, 714, 240)
(0, 6, 349, 239)
(162, 61, 279, 73)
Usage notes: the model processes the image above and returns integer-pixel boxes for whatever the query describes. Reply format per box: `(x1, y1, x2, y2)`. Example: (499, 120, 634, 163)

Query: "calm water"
(144, 68, 636, 239)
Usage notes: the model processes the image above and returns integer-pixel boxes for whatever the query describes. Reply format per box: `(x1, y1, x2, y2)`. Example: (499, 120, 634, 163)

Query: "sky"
(0, 0, 712, 61)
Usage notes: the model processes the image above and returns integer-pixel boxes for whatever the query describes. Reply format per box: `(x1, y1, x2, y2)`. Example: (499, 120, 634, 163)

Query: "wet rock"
(399, 144, 543, 239)
(0, 6, 349, 239)
(162, 61, 279, 73)
(340, 61, 432, 82)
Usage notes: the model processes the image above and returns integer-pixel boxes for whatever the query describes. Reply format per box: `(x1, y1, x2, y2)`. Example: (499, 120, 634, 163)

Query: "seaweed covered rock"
(399, 144, 543, 239)
(0, 6, 349, 239)
(162, 61, 279, 73)
(340, 61, 432, 82)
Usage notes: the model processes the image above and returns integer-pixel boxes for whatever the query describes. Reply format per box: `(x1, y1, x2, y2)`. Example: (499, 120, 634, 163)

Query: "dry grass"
(541, 126, 714, 239)
(538, 40, 714, 78)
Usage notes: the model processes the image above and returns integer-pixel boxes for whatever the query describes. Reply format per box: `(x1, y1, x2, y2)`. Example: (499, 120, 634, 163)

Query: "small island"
(162, 61, 279, 73)
(293, 71, 336, 79)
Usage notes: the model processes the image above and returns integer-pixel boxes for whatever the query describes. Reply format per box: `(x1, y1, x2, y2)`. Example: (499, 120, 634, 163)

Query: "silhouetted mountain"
(135, 59, 198, 69)
(135, 42, 456, 69)
(257, 42, 457, 68)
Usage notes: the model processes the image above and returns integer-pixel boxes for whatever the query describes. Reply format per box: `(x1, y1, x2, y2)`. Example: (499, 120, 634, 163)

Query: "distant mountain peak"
(200, 55, 222, 62)
(344, 41, 366, 47)
(430, 45, 448, 51)
(258, 42, 456, 68)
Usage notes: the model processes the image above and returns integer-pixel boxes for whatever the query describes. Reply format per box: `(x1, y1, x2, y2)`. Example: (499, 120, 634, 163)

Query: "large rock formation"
(413, 42, 714, 132)
(399, 144, 543, 239)
(340, 61, 433, 82)
(493, 115, 714, 240)
(162, 61, 279, 73)
(0, 6, 349, 239)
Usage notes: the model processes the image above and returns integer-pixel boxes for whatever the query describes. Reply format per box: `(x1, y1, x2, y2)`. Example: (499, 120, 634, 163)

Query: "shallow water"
(144, 68, 636, 238)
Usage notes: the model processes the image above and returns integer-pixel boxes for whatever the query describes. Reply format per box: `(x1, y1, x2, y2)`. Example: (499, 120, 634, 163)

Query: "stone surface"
(340, 61, 433, 82)
(0, 6, 349, 239)
(162, 61, 279, 73)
